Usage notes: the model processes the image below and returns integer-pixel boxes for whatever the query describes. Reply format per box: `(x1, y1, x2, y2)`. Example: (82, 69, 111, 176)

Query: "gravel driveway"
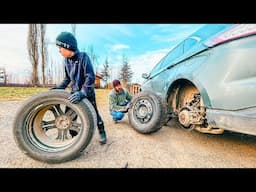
(1, 100, 256, 168)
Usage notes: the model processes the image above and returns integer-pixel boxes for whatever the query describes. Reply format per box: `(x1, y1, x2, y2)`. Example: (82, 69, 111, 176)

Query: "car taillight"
(205, 24, 256, 47)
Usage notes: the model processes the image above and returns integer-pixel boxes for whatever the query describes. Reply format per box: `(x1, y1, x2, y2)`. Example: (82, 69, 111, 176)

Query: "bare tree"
(71, 24, 76, 37)
(27, 24, 39, 86)
(88, 45, 99, 73)
(100, 57, 110, 88)
(46, 55, 54, 84)
(119, 54, 133, 85)
(39, 24, 47, 86)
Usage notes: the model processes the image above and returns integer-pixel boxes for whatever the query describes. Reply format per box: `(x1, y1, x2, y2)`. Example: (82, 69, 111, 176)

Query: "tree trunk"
(39, 24, 47, 86)
(28, 24, 39, 86)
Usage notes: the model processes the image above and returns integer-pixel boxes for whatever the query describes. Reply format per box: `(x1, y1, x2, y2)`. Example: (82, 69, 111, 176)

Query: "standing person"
(52, 31, 107, 144)
(109, 79, 132, 123)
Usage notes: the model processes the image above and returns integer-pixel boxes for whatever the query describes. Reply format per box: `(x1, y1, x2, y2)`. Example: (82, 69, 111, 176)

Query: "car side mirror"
(142, 73, 150, 79)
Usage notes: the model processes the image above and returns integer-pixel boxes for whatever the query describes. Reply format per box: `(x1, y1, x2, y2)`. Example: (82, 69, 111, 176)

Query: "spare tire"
(13, 90, 96, 164)
(128, 91, 167, 134)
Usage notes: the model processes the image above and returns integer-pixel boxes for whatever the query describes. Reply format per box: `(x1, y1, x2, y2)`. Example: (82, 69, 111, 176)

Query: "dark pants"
(87, 95, 105, 132)
(70, 88, 105, 134)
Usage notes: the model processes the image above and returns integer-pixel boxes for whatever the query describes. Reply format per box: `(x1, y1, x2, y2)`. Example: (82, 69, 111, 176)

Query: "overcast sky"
(0, 24, 203, 84)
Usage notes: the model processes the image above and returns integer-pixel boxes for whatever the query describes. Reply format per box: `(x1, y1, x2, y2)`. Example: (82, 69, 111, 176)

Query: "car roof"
(173, 24, 235, 63)
(148, 24, 236, 79)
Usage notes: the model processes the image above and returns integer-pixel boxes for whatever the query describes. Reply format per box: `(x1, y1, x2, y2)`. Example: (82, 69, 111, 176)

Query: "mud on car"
(128, 24, 256, 136)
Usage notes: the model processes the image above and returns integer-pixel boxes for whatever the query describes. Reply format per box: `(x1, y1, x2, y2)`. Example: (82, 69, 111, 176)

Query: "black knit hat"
(56, 32, 77, 51)
(112, 79, 121, 88)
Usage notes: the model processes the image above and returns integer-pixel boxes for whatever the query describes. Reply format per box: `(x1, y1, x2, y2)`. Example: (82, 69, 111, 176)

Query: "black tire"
(128, 91, 167, 134)
(13, 90, 96, 164)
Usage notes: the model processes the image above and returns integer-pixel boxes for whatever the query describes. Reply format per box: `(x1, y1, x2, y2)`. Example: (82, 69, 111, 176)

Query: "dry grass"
(95, 88, 111, 106)
(0, 87, 49, 101)
(0, 87, 111, 105)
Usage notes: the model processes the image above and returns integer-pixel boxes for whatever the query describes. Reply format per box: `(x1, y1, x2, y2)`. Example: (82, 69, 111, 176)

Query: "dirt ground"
(1, 93, 256, 168)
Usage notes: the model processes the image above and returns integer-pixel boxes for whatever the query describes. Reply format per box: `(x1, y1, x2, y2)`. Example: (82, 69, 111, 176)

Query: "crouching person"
(109, 79, 132, 123)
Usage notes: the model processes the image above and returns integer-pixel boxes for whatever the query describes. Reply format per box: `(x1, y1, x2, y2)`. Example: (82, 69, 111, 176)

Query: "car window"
(150, 41, 184, 77)
(183, 37, 199, 53)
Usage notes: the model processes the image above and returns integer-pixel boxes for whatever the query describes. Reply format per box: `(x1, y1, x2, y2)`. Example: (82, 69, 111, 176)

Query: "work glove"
(124, 102, 131, 113)
(126, 102, 131, 110)
(118, 102, 131, 113)
(68, 91, 86, 104)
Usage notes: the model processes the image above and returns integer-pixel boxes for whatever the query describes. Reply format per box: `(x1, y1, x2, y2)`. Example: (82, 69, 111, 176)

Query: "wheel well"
(167, 79, 200, 114)
(166, 79, 224, 135)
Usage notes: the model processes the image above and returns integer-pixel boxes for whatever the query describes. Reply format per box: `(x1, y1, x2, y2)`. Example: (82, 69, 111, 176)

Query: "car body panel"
(193, 35, 256, 110)
(142, 25, 256, 111)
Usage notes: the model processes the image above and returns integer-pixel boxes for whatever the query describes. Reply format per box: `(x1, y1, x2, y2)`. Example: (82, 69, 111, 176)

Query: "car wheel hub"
(134, 99, 153, 123)
(178, 108, 191, 127)
(55, 115, 71, 130)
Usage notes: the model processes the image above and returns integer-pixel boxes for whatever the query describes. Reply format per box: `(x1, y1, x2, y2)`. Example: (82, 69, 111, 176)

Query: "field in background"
(0, 87, 49, 100)
(0, 87, 110, 105)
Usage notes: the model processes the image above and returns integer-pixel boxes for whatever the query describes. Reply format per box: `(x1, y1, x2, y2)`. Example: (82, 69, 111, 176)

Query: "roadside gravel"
(1, 100, 256, 168)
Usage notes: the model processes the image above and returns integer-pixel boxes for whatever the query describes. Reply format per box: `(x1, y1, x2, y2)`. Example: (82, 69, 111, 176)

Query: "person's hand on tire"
(68, 91, 86, 104)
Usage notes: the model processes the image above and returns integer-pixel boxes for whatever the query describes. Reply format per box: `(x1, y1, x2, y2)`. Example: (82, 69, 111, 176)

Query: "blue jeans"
(111, 111, 125, 121)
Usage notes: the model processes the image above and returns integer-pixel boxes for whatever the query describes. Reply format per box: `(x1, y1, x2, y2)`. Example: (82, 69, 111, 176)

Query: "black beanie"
(112, 79, 121, 88)
(56, 32, 77, 51)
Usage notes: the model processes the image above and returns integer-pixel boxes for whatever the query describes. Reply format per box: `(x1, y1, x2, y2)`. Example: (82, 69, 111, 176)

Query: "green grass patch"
(0, 87, 49, 101)
(0, 87, 112, 102)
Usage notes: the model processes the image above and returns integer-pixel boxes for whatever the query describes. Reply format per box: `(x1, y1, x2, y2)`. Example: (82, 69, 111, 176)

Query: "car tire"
(128, 91, 167, 134)
(13, 90, 96, 164)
